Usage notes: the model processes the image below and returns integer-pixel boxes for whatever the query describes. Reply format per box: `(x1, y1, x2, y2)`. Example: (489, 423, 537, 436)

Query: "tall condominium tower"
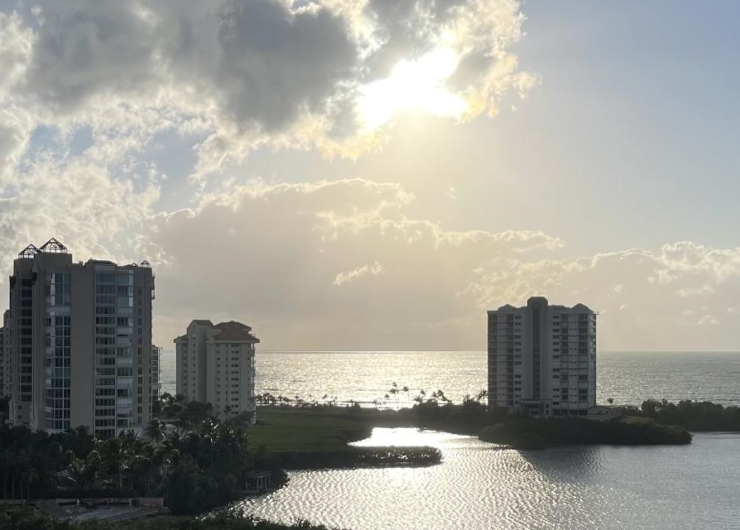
(0, 311, 9, 399)
(175, 320, 258, 422)
(7, 238, 156, 437)
(487, 296, 597, 417)
(150, 345, 162, 408)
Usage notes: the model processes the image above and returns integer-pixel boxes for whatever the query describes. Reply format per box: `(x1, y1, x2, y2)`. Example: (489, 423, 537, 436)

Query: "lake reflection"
(237, 428, 740, 530)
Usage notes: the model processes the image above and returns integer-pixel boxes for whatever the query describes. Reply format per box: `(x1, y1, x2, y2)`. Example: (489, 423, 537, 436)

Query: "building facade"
(175, 320, 258, 422)
(6, 238, 156, 437)
(487, 296, 597, 417)
(150, 345, 162, 408)
(0, 311, 9, 399)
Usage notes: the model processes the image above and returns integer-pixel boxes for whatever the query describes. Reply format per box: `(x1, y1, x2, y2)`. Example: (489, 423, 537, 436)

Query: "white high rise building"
(174, 320, 258, 422)
(487, 296, 597, 417)
(5, 238, 156, 437)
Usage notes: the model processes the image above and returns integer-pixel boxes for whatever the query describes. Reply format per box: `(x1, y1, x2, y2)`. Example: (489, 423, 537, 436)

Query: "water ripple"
(235, 429, 740, 530)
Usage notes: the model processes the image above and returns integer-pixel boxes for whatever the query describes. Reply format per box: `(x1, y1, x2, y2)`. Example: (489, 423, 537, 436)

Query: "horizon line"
(156, 349, 740, 354)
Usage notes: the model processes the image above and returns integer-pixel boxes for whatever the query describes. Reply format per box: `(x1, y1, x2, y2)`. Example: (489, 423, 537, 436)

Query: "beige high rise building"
(6, 238, 156, 437)
(487, 296, 597, 417)
(175, 320, 258, 422)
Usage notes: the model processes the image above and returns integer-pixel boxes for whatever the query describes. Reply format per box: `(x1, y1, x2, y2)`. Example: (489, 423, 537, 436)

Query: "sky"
(0, 0, 739, 351)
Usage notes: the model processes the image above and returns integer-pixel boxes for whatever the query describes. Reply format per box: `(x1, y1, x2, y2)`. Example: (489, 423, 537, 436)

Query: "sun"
(358, 47, 467, 131)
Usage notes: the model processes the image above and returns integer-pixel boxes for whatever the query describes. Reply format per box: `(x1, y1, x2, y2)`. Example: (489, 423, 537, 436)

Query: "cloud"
(134, 177, 740, 351)
(473, 243, 740, 350)
(2, 1, 737, 353)
(333, 261, 385, 286)
(0, 0, 537, 182)
(0, 158, 159, 276)
(141, 178, 557, 349)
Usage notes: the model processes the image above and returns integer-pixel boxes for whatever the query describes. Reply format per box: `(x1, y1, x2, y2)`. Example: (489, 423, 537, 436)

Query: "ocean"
(160, 350, 740, 407)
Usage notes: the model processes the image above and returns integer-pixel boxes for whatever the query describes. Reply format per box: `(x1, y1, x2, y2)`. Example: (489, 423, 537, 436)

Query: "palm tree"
(145, 419, 165, 446)
(69, 453, 99, 494)
(0, 448, 12, 500)
(389, 382, 399, 409)
(22, 465, 39, 502)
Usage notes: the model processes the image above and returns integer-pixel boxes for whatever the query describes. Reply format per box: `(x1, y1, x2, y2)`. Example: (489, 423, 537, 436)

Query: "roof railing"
(39, 237, 68, 253)
(18, 244, 41, 258)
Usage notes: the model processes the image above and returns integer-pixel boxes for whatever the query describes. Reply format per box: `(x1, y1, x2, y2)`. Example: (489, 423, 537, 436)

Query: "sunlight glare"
(359, 47, 467, 130)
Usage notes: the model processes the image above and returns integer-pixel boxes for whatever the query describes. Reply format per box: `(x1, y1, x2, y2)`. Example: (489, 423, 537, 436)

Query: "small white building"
(487, 297, 597, 418)
(175, 320, 258, 422)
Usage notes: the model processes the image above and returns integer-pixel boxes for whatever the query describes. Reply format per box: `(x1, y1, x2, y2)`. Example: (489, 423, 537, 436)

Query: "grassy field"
(249, 407, 376, 452)
(249, 407, 425, 453)
(247, 407, 441, 469)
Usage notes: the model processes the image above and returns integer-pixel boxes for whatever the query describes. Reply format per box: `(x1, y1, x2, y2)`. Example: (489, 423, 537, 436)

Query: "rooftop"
(488, 296, 593, 313)
(183, 319, 260, 343)
(212, 320, 260, 343)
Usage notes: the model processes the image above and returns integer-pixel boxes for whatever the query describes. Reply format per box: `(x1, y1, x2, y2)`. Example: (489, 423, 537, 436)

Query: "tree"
(68, 451, 100, 494)
(389, 382, 400, 409)
(145, 420, 165, 446)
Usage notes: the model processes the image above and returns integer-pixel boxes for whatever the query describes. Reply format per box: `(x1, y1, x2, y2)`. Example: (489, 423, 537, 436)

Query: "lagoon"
(237, 428, 740, 530)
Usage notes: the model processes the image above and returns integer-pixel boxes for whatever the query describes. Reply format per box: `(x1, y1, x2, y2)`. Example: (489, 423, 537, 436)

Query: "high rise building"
(175, 320, 258, 422)
(0, 311, 9, 399)
(6, 238, 156, 437)
(487, 296, 597, 417)
(150, 345, 161, 407)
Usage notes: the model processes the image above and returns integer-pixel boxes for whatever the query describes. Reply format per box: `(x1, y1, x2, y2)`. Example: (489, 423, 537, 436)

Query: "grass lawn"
(248, 407, 443, 469)
(249, 407, 376, 452)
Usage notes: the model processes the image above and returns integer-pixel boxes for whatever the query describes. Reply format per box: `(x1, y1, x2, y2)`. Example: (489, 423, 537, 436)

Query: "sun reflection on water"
(236, 430, 740, 530)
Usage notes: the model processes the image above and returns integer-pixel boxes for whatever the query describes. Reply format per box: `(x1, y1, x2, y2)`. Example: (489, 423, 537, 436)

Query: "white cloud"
(473, 243, 740, 350)
(0, 158, 159, 279)
(141, 178, 558, 349)
(333, 261, 385, 286)
(0, 1, 737, 353)
(0, 0, 537, 183)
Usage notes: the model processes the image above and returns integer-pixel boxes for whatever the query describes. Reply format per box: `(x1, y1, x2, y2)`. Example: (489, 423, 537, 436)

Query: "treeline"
(638, 399, 740, 431)
(1, 507, 341, 530)
(156, 393, 255, 429)
(479, 418, 692, 449)
(0, 419, 284, 515)
(342, 391, 508, 436)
